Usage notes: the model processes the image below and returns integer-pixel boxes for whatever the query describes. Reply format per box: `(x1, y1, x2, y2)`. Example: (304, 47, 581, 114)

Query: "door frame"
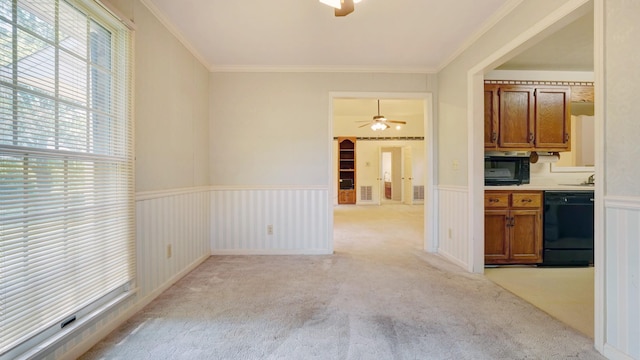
(466, 0, 603, 351)
(327, 91, 436, 252)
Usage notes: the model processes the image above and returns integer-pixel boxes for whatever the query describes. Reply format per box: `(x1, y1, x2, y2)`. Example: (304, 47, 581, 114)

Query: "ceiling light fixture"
(319, 0, 341, 9)
(320, 0, 362, 16)
(371, 122, 388, 131)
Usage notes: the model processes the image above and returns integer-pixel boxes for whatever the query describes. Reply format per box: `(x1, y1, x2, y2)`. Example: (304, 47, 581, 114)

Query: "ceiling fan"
(319, 0, 362, 17)
(357, 100, 407, 131)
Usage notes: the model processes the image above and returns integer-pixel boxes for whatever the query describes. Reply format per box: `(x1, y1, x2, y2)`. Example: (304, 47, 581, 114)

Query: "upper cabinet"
(484, 83, 571, 152)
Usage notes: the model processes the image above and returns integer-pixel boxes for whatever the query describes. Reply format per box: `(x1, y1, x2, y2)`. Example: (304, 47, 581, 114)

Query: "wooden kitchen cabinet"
(484, 84, 571, 152)
(498, 86, 535, 149)
(485, 190, 542, 265)
(484, 84, 499, 149)
(534, 86, 571, 150)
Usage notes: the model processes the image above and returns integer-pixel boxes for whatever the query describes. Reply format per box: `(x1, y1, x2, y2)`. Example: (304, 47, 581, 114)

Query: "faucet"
(587, 173, 595, 185)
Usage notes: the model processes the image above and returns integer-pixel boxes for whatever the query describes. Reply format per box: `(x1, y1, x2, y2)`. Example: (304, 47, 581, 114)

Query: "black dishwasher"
(542, 191, 594, 266)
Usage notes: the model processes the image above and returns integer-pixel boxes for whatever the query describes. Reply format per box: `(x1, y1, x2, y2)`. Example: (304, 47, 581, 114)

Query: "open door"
(402, 146, 413, 205)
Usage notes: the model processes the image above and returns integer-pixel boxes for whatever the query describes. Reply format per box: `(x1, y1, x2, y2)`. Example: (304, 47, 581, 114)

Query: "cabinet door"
(484, 85, 499, 149)
(498, 86, 535, 149)
(509, 209, 542, 263)
(485, 209, 510, 264)
(534, 87, 571, 150)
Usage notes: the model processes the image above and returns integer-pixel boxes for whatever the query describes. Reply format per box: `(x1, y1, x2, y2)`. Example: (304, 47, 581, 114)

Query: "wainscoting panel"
(604, 196, 640, 360)
(210, 187, 331, 254)
(436, 186, 469, 269)
(45, 187, 212, 359)
(136, 188, 211, 298)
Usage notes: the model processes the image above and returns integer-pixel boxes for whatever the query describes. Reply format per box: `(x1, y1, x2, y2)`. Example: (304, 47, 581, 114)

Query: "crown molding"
(210, 65, 436, 74)
(437, 0, 524, 72)
(139, 0, 212, 71)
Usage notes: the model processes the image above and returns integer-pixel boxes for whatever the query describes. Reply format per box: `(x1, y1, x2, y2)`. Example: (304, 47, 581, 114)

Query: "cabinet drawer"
(485, 193, 509, 208)
(511, 192, 542, 208)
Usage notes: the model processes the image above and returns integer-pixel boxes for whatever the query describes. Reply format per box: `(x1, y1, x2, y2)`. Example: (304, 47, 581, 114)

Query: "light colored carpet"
(80, 204, 604, 359)
(485, 266, 595, 338)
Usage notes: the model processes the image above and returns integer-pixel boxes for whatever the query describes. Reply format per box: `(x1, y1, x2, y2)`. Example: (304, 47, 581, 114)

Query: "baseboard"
(603, 343, 634, 360)
(62, 253, 211, 359)
(437, 248, 470, 271)
(210, 248, 332, 256)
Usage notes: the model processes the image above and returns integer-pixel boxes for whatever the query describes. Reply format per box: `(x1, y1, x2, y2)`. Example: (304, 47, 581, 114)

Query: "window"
(0, 0, 133, 357)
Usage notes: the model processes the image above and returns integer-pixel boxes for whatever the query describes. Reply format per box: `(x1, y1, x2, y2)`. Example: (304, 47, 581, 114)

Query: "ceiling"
(498, 10, 594, 71)
(144, 0, 510, 72)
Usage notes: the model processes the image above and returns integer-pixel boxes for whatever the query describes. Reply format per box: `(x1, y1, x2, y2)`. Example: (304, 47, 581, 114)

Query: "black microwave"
(484, 155, 530, 185)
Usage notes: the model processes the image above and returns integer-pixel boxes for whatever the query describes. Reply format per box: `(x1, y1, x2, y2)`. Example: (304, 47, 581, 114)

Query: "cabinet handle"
(505, 216, 514, 227)
(489, 198, 499, 203)
(509, 217, 515, 227)
(565, 133, 570, 142)
(528, 132, 534, 143)
(521, 199, 532, 203)
(491, 132, 497, 143)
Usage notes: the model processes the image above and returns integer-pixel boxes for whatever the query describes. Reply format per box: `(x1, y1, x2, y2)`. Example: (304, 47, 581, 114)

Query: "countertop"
(485, 184, 595, 191)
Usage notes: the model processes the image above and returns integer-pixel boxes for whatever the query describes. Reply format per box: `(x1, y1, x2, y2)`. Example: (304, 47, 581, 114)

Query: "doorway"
(328, 92, 435, 253)
(467, 0, 600, 346)
(380, 146, 413, 205)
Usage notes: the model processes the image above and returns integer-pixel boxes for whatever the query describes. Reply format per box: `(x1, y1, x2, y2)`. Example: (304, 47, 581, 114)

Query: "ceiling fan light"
(319, 0, 342, 9)
(371, 122, 387, 131)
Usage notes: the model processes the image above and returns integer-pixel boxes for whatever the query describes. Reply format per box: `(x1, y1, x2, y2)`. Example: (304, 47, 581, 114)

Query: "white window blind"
(0, 0, 133, 357)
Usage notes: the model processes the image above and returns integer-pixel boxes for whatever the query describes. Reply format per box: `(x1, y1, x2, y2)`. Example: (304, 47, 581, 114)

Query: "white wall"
(602, 1, 640, 358)
(47, 1, 212, 358)
(209, 72, 433, 186)
(132, 1, 210, 192)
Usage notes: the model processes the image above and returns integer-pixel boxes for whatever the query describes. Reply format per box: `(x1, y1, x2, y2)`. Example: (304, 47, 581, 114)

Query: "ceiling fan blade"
(335, 0, 354, 16)
(387, 120, 407, 124)
(358, 123, 371, 128)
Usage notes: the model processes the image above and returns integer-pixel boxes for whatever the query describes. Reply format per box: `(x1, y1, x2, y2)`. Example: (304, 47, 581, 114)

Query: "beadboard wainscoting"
(45, 187, 212, 359)
(603, 195, 640, 360)
(436, 186, 470, 270)
(136, 188, 212, 297)
(210, 186, 331, 254)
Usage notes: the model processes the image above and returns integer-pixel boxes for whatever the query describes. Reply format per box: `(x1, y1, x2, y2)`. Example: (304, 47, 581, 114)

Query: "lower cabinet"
(485, 190, 542, 265)
(338, 189, 356, 204)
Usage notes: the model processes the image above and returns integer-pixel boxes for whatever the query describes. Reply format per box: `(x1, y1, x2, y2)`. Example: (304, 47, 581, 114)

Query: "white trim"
(52, 253, 210, 360)
(604, 196, 640, 210)
(210, 185, 329, 191)
(437, 249, 470, 271)
(436, 0, 524, 72)
(327, 92, 435, 256)
(136, 185, 329, 201)
(138, 0, 211, 71)
(603, 343, 635, 360)
(485, 70, 595, 82)
(210, 249, 332, 256)
(136, 186, 212, 201)
(210, 65, 436, 74)
(593, 0, 605, 353)
(94, 0, 136, 30)
(436, 185, 469, 193)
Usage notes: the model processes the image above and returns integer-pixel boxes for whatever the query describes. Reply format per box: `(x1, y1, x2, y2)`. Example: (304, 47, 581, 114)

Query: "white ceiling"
(498, 10, 594, 71)
(144, 0, 510, 72)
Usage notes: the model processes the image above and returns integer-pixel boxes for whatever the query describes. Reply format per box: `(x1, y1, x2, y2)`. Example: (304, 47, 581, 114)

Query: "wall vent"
(360, 186, 372, 201)
(413, 185, 425, 200)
